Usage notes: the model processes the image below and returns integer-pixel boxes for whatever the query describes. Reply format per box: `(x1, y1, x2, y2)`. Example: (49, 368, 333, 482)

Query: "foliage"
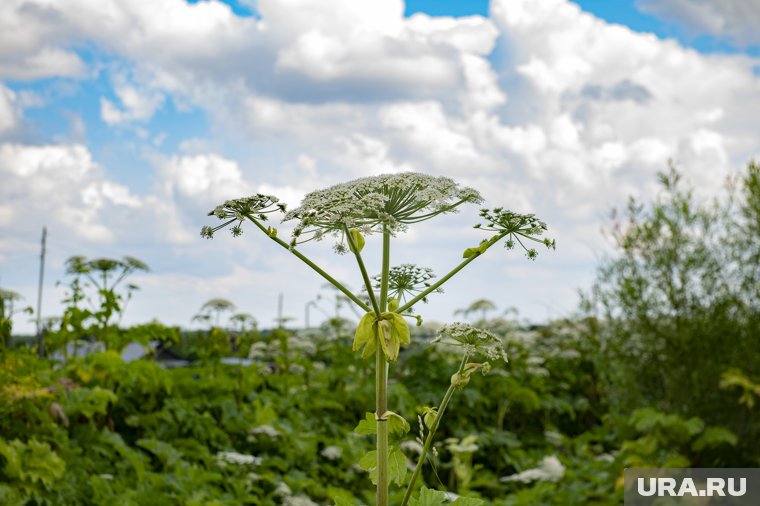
(584, 161, 760, 464)
(53, 255, 149, 352)
(1, 163, 757, 504)
(0, 288, 32, 351)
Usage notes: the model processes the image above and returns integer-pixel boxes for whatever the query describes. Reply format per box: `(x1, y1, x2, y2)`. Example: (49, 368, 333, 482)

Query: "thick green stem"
(246, 217, 372, 313)
(379, 231, 390, 310)
(401, 357, 467, 506)
(396, 233, 506, 314)
(376, 228, 391, 506)
(376, 340, 389, 506)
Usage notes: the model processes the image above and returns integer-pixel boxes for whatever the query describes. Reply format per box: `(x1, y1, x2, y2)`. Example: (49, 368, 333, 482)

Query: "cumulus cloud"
(100, 81, 164, 125)
(2, 0, 760, 332)
(0, 143, 141, 243)
(0, 84, 19, 134)
(637, 0, 760, 46)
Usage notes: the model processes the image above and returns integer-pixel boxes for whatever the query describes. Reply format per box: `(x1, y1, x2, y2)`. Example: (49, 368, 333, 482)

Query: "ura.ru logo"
(637, 477, 746, 497)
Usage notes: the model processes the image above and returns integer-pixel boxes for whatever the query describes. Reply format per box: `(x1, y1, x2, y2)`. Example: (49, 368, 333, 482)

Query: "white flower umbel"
(283, 172, 482, 250)
(215, 451, 262, 467)
(475, 208, 556, 260)
(284, 496, 319, 506)
(250, 425, 280, 438)
(201, 194, 285, 239)
(274, 482, 293, 497)
(320, 445, 343, 460)
(433, 322, 508, 364)
(500, 455, 566, 483)
(372, 264, 441, 304)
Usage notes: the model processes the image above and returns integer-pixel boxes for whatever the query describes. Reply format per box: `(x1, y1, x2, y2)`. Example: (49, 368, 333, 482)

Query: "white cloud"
(0, 143, 141, 243)
(2, 0, 760, 332)
(100, 83, 164, 125)
(159, 153, 251, 201)
(637, 0, 760, 46)
(0, 84, 19, 134)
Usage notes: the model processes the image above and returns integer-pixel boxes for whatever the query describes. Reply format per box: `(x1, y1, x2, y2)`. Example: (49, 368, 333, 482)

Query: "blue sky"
(1, 0, 759, 333)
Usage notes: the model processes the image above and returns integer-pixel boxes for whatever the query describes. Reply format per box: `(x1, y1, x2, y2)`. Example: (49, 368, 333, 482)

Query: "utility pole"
(277, 292, 283, 328)
(35, 227, 47, 357)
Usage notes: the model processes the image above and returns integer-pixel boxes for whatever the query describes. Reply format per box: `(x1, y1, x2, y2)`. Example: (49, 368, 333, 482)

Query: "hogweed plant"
(202, 172, 555, 505)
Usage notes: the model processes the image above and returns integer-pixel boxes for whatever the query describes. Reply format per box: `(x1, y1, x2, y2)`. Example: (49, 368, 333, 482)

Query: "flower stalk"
(401, 355, 468, 506)
(201, 174, 554, 506)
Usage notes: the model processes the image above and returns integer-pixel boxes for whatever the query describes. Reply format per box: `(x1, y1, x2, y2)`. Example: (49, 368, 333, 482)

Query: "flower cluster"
(215, 451, 262, 467)
(201, 194, 285, 239)
(475, 208, 556, 260)
(433, 322, 508, 363)
(283, 172, 482, 249)
(320, 445, 343, 460)
(500, 455, 565, 483)
(371, 264, 441, 304)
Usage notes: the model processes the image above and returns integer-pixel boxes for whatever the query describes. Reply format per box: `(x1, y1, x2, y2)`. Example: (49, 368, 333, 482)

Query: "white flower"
(288, 363, 305, 375)
(501, 455, 565, 483)
(275, 482, 293, 497)
(215, 451, 262, 466)
(247, 341, 268, 359)
(475, 207, 555, 260)
(250, 425, 280, 438)
(434, 323, 508, 363)
(284, 496, 318, 506)
(400, 440, 424, 455)
(283, 172, 482, 249)
(446, 435, 479, 454)
(287, 336, 317, 355)
(320, 445, 343, 460)
(372, 264, 441, 303)
(202, 194, 285, 239)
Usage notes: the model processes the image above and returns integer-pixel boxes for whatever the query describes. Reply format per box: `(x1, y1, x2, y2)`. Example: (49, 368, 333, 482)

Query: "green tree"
(585, 161, 760, 465)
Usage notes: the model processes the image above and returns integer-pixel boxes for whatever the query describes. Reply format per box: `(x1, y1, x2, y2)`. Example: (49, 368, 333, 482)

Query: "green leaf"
(353, 312, 377, 357)
(359, 450, 378, 485)
(409, 487, 446, 506)
(354, 412, 377, 435)
(377, 319, 393, 361)
(388, 298, 399, 312)
(389, 445, 407, 485)
(692, 426, 738, 451)
(451, 496, 485, 506)
(386, 313, 410, 346)
(349, 228, 365, 254)
(361, 332, 377, 359)
(384, 411, 410, 436)
(136, 438, 185, 470)
(462, 247, 479, 259)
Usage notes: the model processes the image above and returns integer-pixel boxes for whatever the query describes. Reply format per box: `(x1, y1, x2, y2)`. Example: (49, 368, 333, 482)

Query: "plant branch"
(396, 233, 505, 314)
(344, 226, 381, 317)
(246, 216, 372, 313)
(401, 355, 468, 506)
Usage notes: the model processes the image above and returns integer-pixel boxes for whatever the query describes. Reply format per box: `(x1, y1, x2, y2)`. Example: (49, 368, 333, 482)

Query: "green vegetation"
(0, 163, 758, 505)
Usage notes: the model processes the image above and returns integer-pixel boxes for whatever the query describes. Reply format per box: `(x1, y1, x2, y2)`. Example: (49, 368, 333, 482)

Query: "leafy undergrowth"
(0, 320, 747, 505)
